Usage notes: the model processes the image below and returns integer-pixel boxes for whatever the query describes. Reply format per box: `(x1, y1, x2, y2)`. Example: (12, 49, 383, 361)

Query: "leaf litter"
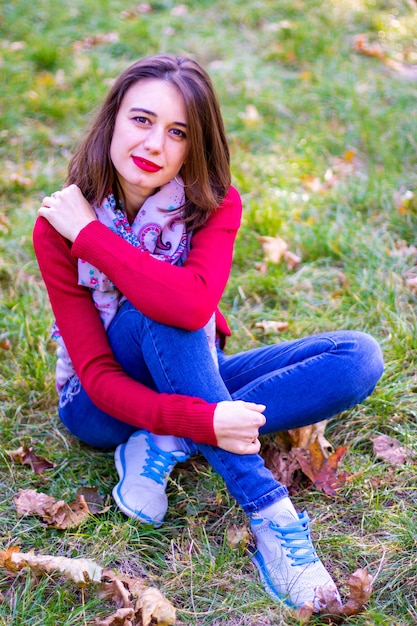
(7, 438, 376, 623)
(13, 486, 109, 529)
(0, 547, 176, 626)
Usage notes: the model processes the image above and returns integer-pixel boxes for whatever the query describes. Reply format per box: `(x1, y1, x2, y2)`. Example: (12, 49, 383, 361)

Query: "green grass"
(1, 0, 417, 623)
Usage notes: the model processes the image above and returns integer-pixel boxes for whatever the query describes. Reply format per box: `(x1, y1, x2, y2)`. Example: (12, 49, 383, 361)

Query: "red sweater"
(33, 186, 242, 446)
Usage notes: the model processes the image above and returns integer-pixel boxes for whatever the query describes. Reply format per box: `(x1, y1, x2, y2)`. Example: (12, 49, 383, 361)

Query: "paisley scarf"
(53, 178, 217, 391)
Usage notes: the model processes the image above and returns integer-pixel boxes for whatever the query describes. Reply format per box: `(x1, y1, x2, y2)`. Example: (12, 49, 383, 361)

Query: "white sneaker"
(250, 512, 341, 610)
(112, 430, 189, 526)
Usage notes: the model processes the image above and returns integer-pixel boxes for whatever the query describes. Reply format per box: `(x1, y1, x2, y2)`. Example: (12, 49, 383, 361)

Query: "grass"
(1, 0, 417, 623)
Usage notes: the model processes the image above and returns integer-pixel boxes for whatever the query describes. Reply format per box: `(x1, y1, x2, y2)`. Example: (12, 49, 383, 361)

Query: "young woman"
(34, 54, 384, 611)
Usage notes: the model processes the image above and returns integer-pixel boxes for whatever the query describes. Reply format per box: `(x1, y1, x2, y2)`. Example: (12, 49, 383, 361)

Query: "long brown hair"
(67, 54, 231, 229)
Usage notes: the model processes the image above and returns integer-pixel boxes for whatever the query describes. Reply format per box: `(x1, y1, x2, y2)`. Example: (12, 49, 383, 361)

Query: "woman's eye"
(134, 116, 149, 125)
(171, 128, 187, 139)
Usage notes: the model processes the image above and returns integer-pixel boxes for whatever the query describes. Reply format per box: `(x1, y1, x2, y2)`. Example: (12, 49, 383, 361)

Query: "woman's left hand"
(38, 184, 97, 242)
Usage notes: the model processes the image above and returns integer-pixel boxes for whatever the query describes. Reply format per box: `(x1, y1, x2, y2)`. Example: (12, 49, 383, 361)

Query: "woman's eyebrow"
(129, 107, 187, 127)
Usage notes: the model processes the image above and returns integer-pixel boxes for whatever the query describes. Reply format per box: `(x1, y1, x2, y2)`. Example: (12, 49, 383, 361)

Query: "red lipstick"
(132, 156, 162, 173)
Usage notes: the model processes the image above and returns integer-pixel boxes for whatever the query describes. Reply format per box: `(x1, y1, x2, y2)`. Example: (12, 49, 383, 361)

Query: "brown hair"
(67, 54, 231, 229)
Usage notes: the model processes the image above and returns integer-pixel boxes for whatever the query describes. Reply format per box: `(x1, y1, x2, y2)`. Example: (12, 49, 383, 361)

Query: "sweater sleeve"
(71, 186, 242, 330)
(32, 217, 218, 445)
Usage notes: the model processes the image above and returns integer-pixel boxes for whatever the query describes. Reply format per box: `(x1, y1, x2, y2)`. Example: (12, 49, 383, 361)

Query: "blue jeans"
(59, 301, 383, 514)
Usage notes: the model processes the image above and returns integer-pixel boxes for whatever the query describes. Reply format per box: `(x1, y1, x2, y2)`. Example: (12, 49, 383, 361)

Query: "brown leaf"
(353, 33, 417, 80)
(7, 444, 55, 475)
(76, 486, 107, 514)
(98, 570, 134, 608)
(288, 421, 334, 470)
(312, 446, 350, 496)
(262, 426, 349, 497)
(291, 568, 372, 623)
(226, 524, 251, 550)
(0, 550, 176, 625)
(353, 34, 387, 61)
(342, 568, 372, 616)
(315, 584, 343, 615)
(72, 31, 119, 51)
(262, 440, 304, 492)
(293, 445, 349, 497)
(14, 489, 58, 517)
(0, 546, 21, 570)
(99, 569, 176, 626)
(291, 602, 315, 624)
(94, 608, 135, 626)
(13, 487, 106, 529)
(0, 338, 11, 350)
(371, 434, 412, 466)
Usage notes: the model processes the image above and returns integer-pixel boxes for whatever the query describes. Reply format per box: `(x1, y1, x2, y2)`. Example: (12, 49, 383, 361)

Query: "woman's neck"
(121, 186, 160, 219)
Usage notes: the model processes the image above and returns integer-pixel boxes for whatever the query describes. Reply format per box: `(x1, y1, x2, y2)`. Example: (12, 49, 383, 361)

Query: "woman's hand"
(38, 184, 97, 242)
(213, 400, 266, 454)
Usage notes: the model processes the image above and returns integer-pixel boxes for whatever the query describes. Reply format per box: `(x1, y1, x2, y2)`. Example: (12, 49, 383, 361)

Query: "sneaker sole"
(248, 545, 297, 608)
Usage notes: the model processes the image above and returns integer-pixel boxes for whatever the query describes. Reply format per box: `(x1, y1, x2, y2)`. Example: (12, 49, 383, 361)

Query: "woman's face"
(110, 78, 189, 213)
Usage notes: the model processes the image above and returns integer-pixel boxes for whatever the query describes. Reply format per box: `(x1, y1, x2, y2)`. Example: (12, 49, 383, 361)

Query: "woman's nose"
(143, 126, 164, 153)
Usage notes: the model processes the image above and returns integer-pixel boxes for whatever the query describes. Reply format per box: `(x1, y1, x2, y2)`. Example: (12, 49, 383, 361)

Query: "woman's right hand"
(213, 400, 266, 454)
(38, 184, 97, 242)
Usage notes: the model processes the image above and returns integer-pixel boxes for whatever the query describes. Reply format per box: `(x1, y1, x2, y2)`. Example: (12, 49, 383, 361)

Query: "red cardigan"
(33, 186, 242, 446)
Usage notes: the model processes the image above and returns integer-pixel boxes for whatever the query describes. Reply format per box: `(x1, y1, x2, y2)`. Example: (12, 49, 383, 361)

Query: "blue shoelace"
(270, 515, 319, 567)
(140, 440, 180, 485)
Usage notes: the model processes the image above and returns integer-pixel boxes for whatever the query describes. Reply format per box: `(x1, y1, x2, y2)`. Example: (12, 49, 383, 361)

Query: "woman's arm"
(41, 185, 242, 330)
(33, 216, 217, 444)
(33, 217, 265, 454)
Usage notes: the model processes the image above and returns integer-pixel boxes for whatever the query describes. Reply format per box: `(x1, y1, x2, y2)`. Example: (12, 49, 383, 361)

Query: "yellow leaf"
(255, 320, 289, 334)
(137, 587, 176, 626)
(0, 548, 102, 586)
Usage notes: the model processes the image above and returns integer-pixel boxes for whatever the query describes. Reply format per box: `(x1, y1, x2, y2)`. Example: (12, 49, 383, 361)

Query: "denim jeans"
(59, 301, 384, 514)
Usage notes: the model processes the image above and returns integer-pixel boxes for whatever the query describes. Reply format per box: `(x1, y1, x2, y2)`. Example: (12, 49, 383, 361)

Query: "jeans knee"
(351, 331, 384, 393)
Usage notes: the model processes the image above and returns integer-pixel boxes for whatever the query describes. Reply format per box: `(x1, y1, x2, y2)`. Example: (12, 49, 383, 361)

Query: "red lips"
(132, 156, 162, 173)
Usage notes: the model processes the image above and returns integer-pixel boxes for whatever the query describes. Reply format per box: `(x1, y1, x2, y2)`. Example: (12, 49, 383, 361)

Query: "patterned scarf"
(52, 178, 217, 391)
(78, 178, 188, 329)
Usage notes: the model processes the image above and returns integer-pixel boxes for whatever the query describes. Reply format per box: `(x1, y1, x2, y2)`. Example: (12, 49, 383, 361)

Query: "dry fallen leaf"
(0, 547, 102, 586)
(310, 446, 350, 496)
(292, 568, 373, 623)
(13, 487, 107, 529)
(255, 320, 289, 334)
(288, 421, 333, 466)
(0, 549, 176, 626)
(342, 568, 373, 616)
(72, 31, 119, 51)
(98, 569, 176, 626)
(94, 608, 135, 626)
(7, 444, 56, 475)
(226, 524, 251, 550)
(258, 235, 302, 269)
(371, 434, 413, 466)
(259, 235, 288, 263)
(353, 33, 417, 80)
(262, 423, 349, 496)
(138, 586, 177, 626)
